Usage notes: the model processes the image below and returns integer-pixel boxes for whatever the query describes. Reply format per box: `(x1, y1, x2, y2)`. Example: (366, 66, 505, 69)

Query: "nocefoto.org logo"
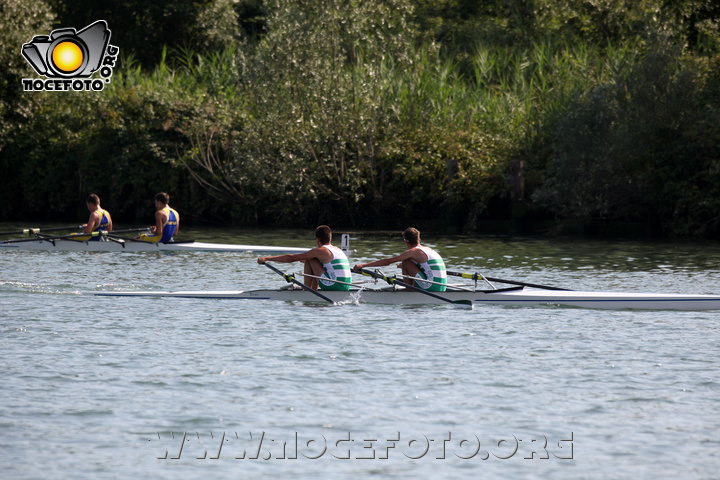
(21, 20, 119, 92)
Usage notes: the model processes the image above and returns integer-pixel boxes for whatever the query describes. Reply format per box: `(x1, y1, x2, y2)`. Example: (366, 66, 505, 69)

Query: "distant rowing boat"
(0, 229, 351, 254)
(0, 238, 307, 254)
(90, 286, 720, 310)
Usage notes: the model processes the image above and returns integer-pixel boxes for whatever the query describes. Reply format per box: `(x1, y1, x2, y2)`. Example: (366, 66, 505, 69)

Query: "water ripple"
(1, 230, 719, 479)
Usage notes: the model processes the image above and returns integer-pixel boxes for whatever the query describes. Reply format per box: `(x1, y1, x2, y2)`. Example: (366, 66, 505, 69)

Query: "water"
(1, 227, 719, 479)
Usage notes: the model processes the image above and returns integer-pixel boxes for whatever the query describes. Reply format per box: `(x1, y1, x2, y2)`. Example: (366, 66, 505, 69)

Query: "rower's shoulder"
(404, 245, 426, 259)
(413, 244, 443, 262)
(313, 244, 336, 259)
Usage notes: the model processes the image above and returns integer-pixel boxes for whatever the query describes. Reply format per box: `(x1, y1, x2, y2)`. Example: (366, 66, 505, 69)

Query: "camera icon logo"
(22, 20, 111, 78)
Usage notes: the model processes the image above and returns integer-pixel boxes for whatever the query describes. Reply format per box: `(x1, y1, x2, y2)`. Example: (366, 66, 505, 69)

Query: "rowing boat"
(89, 286, 720, 310)
(0, 231, 355, 253)
(0, 238, 307, 253)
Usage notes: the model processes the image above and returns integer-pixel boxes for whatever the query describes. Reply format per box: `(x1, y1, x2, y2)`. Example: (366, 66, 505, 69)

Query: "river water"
(1, 226, 719, 479)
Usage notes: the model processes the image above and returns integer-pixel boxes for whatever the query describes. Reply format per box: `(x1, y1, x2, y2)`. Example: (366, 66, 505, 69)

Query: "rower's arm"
(258, 249, 321, 264)
(82, 212, 99, 233)
(354, 250, 415, 270)
(151, 210, 165, 234)
(107, 213, 113, 232)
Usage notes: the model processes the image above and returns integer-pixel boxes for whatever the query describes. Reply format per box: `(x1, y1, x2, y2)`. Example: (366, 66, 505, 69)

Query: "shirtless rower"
(353, 227, 447, 292)
(257, 225, 351, 291)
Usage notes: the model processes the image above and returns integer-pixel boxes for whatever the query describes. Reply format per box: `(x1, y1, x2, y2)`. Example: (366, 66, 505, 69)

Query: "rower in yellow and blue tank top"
(73, 193, 113, 241)
(353, 227, 447, 292)
(137, 192, 180, 243)
(157, 206, 179, 242)
(257, 225, 352, 291)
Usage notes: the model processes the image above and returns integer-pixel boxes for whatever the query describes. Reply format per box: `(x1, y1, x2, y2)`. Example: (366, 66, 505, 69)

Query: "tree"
(183, 0, 419, 223)
(48, 0, 244, 66)
(0, 0, 55, 150)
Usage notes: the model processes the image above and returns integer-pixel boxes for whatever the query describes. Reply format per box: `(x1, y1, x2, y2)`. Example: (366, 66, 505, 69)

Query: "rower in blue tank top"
(137, 192, 180, 243)
(353, 227, 447, 292)
(74, 193, 113, 241)
(257, 225, 352, 291)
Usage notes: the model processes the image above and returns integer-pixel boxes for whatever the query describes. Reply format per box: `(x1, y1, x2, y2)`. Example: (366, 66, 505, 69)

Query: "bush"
(533, 39, 720, 236)
(1, 0, 719, 237)
(0, 0, 55, 148)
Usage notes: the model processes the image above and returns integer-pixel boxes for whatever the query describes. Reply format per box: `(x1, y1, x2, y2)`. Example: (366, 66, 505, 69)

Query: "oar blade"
(453, 299, 473, 307)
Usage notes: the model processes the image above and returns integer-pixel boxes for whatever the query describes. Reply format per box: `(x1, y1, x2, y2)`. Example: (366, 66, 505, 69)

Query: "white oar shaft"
(394, 273, 474, 291)
(295, 272, 359, 287)
(475, 273, 496, 290)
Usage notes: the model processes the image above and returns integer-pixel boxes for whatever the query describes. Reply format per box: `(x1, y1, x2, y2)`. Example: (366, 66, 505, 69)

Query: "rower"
(80, 193, 112, 240)
(257, 225, 351, 291)
(353, 227, 447, 292)
(137, 192, 180, 243)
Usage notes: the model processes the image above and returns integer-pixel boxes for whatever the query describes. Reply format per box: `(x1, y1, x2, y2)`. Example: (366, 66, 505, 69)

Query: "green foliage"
(1, 0, 719, 236)
(193, 0, 243, 52)
(414, 0, 720, 51)
(48, 0, 248, 66)
(534, 39, 720, 236)
(0, 0, 55, 148)
(0, 47, 234, 222)
(660, 0, 720, 52)
(183, 0, 420, 224)
(379, 127, 508, 229)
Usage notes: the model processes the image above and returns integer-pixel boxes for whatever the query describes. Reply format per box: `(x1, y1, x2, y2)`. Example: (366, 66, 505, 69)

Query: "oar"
(96, 228, 150, 235)
(295, 272, 357, 287)
(355, 267, 472, 307)
(104, 236, 127, 247)
(62, 228, 150, 238)
(0, 225, 81, 236)
(1, 228, 150, 244)
(263, 262, 335, 304)
(394, 273, 474, 291)
(447, 271, 570, 291)
(104, 234, 143, 243)
(1, 235, 64, 244)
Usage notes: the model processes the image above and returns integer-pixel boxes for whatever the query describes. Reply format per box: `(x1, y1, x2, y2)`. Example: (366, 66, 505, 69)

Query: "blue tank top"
(88, 207, 110, 241)
(160, 207, 178, 243)
(96, 207, 109, 231)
